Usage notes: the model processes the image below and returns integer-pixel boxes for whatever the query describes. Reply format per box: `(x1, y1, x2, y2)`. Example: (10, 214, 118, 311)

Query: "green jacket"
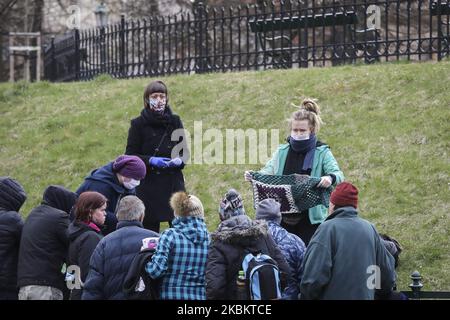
(259, 143, 344, 224)
(299, 206, 396, 300)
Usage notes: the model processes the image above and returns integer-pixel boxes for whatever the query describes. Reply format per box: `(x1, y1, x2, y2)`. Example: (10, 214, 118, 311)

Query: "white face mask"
(123, 179, 140, 190)
(291, 133, 310, 141)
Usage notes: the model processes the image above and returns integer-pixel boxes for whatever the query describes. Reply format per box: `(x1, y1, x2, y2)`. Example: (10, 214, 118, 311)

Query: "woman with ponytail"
(245, 98, 344, 245)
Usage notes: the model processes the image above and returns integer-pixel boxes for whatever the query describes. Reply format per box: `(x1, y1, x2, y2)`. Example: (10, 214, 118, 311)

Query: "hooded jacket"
(67, 221, 103, 300)
(0, 177, 26, 298)
(206, 215, 292, 300)
(145, 216, 209, 300)
(76, 162, 134, 235)
(17, 185, 78, 292)
(299, 206, 396, 300)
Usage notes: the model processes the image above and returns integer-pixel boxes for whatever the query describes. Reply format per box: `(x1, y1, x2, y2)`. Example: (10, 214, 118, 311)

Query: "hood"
(172, 216, 209, 245)
(85, 162, 125, 194)
(42, 185, 78, 214)
(0, 177, 27, 212)
(210, 215, 268, 246)
(68, 221, 97, 241)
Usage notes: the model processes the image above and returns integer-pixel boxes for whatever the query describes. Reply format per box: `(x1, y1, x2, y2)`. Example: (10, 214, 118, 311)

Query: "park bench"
(431, 0, 450, 60)
(249, 10, 379, 68)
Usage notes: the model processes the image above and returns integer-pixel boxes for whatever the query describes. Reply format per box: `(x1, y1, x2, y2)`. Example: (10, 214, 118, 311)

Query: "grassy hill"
(1, 60, 449, 291)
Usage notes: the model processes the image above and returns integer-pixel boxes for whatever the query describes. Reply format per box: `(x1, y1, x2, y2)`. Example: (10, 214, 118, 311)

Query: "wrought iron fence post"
(436, 1, 442, 61)
(194, 1, 208, 73)
(74, 28, 80, 81)
(409, 271, 423, 300)
(50, 36, 56, 81)
(100, 26, 106, 74)
(120, 14, 126, 77)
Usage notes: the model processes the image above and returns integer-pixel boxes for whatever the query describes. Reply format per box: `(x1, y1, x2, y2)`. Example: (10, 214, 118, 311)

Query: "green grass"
(1, 61, 449, 291)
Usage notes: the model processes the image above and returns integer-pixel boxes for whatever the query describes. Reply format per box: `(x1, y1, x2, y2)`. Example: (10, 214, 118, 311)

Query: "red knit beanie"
(330, 182, 359, 209)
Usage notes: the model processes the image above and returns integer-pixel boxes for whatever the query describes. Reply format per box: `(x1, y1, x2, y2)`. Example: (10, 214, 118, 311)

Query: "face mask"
(290, 133, 310, 141)
(123, 179, 140, 190)
(149, 98, 166, 113)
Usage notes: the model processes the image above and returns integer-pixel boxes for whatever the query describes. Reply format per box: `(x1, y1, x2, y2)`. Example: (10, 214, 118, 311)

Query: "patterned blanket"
(250, 172, 331, 214)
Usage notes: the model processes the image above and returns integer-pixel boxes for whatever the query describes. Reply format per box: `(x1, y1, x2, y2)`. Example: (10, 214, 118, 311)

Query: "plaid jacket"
(146, 216, 209, 300)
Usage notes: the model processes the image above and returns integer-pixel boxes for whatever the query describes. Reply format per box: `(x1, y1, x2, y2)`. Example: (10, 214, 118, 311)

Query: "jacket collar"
(116, 220, 144, 230)
(325, 206, 358, 221)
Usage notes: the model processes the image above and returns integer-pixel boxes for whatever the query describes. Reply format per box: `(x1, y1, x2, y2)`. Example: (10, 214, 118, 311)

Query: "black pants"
(281, 214, 320, 247)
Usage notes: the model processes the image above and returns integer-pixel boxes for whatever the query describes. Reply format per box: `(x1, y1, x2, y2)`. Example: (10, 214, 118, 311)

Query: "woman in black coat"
(0, 177, 26, 300)
(67, 192, 106, 300)
(126, 80, 187, 232)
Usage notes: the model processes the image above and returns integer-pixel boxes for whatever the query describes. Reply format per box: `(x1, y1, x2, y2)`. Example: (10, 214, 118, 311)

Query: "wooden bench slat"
(249, 11, 358, 33)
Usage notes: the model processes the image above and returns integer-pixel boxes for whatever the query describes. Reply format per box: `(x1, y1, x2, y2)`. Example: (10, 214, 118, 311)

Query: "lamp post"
(94, 2, 108, 73)
(94, 2, 109, 28)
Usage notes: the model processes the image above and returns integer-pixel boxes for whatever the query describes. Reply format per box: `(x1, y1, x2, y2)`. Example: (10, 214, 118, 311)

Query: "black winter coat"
(82, 220, 159, 300)
(67, 221, 103, 300)
(125, 106, 186, 225)
(17, 185, 78, 292)
(0, 177, 26, 299)
(206, 215, 293, 300)
(76, 162, 135, 235)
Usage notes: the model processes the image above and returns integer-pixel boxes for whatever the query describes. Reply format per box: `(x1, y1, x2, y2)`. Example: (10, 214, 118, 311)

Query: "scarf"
(288, 134, 317, 171)
(141, 105, 174, 127)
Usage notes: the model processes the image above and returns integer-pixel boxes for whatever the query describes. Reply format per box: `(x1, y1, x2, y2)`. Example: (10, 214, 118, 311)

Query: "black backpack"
(123, 248, 161, 300)
(241, 251, 282, 300)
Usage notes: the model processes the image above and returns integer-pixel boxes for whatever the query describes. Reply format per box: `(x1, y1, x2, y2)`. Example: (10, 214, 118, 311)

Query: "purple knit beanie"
(113, 155, 146, 180)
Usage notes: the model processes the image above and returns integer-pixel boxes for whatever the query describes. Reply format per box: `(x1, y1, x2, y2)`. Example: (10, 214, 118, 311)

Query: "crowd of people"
(0, 80, 403, 300)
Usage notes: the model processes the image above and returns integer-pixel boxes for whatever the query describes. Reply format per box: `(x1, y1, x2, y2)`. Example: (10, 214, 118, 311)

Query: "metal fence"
(44, 0, 450, 82)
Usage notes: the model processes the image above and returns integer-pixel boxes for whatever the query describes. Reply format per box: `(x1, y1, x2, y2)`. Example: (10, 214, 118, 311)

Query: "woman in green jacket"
(245, 99, 344, 245)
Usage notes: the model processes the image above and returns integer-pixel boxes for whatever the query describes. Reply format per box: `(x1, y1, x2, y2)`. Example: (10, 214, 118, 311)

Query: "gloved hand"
(167, 157, 183, 168)
(149, 157, 171, 169)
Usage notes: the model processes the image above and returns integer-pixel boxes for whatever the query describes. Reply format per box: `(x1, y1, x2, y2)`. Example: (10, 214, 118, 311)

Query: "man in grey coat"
(299, 182, 396, 300)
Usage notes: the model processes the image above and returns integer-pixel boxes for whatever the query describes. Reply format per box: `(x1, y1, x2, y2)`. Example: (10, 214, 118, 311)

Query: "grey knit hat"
(255, 198, 282, 224)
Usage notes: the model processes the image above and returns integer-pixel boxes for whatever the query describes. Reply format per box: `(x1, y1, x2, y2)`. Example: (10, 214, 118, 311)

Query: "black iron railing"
(44, 0, 450, 82)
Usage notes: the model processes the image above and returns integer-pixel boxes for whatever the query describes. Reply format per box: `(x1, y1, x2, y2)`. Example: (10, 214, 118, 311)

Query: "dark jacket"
(206, 215, 292, 300)
(67, 221, 103, 300)
(125, 106, 186, 225)
(17, 185, 78, 292)
(0, 177, 26, 299)
(82, 220, 159, 300)
(123, 248, 161, 300)
(267, 221, 306, 299)
(76, 162, 134, 235)
(299, 206, 396, 300)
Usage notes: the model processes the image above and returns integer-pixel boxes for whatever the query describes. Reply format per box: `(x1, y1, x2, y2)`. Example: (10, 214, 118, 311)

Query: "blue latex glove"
(149, 157, 171, 168)
(167, 157, 183, 168)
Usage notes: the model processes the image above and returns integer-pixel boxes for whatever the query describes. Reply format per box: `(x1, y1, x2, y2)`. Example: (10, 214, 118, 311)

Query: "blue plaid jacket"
(146, 216, 209, 300)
